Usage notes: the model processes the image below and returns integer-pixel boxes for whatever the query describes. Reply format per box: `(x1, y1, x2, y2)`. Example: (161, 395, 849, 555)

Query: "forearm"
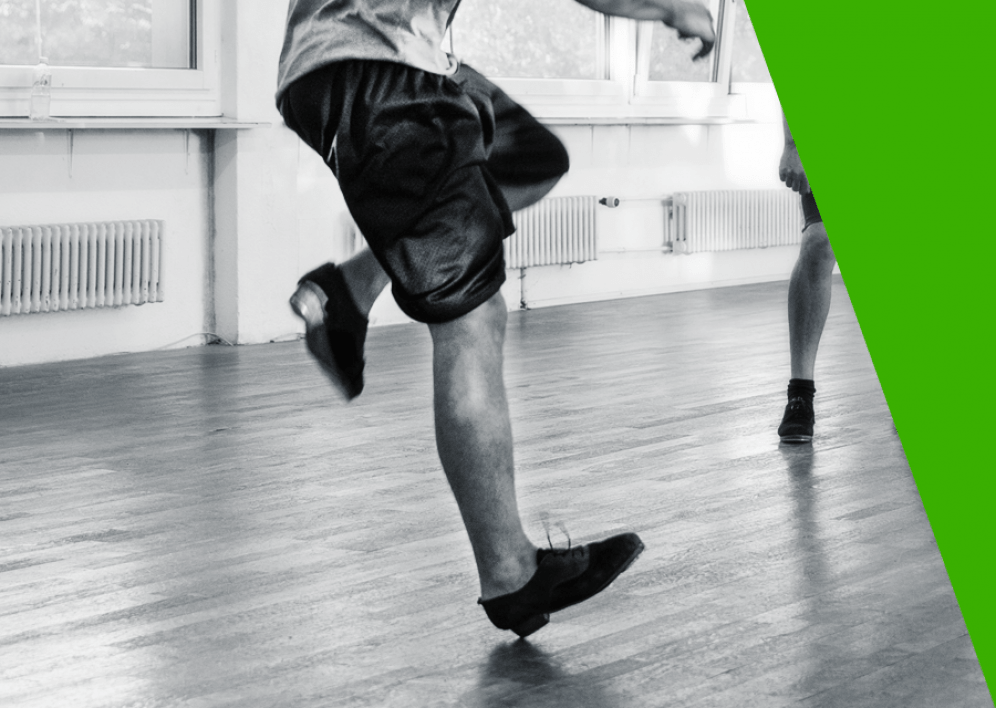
(781, 110, 795, 146)
(778, 109, 809, 193)
(573, 0, 682, 23)
(577, 0, 716, 60)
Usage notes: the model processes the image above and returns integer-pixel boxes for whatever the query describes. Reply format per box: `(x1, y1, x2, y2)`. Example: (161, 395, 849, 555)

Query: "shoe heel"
(510, 613, 549, 638)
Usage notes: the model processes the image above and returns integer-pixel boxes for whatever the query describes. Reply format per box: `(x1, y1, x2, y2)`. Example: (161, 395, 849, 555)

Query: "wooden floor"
(1, 277, 991, 708)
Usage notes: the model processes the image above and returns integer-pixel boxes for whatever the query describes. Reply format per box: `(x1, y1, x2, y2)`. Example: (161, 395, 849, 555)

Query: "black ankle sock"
(788, 378, 816, 401)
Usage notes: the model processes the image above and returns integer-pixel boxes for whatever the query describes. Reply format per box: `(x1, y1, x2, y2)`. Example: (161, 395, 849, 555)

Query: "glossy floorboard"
(1, 278, 991, 708)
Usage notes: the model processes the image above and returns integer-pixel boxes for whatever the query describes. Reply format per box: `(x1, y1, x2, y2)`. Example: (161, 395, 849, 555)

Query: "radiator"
(505, 196, 598, 269)
(668, 190, 805, 255)
(1, 221, 164, 317)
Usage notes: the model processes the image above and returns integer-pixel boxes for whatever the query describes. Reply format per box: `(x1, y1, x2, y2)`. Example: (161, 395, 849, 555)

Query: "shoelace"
(540, 515, 586, 559)
(541, 513, 572, 548)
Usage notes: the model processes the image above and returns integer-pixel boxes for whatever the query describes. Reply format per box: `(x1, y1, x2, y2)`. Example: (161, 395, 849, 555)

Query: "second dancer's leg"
(780, 218, 836, 442)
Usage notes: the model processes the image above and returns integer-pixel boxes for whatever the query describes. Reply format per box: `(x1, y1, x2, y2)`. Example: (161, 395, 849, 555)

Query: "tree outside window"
(731, 2, 772, 83)
(647, 0, 722, 82)
(450, 0, 603, 80)
(0, 0, 192, 69)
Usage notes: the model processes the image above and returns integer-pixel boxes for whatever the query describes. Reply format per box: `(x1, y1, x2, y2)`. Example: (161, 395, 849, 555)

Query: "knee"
(492, 127, 569, 187)
(430, 291, 507, 349)
(457, 291, 508, 346)
(799, 223, 835, 268)
(548, 138, 570, 181)
(403, 263, 508, 326)
(533, 133, 569, 189)
(429, 293, 508, 412)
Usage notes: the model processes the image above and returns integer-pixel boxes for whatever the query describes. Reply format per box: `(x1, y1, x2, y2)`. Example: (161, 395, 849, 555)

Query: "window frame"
(0, 1, 220, 119)
(628, 0, 738, 119)
(485, 16, 629, 120)
(448, 12, 627, 118)
(0, 0, 775, 123)
(725, 0, 780, 123)
(473, 0, 774, 124)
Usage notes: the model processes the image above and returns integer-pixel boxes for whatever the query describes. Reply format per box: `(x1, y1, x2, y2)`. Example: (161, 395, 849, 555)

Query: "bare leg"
(333, 177, 556, 599)
(428, 291, 537, 600)
(788, 222, 836, 380)
(337, 248, 391, 315)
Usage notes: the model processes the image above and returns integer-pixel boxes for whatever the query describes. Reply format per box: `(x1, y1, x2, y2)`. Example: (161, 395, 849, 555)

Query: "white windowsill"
(542, 115, 757, 126)
(0, 117, 266, 130)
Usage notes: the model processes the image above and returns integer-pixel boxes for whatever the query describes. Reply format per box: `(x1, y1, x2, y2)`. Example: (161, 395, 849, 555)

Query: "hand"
(664, 1, 716, 60)
(779, 144, 810, 194)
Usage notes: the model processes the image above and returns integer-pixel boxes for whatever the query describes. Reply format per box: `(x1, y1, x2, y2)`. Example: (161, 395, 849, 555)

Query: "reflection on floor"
(1, 277, 991, 708)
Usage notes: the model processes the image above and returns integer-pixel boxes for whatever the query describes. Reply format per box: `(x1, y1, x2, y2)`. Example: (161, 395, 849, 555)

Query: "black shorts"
(279, 60, 569, 324)
(802, 191, 822, 229)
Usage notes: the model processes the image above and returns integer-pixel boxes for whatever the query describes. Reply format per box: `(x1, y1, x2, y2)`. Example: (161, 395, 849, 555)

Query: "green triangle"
(744, 0, 995, 691)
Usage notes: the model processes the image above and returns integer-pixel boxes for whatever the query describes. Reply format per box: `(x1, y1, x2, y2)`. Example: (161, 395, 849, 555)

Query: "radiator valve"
(598, 197, 620, 208)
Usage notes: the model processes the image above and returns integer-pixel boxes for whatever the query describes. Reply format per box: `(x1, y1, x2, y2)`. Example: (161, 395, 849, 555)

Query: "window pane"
(731, 2, 772, 83)
(648, 0, 720, 82)
(451, 0, 602, 80)
(0, 0, 192, 68)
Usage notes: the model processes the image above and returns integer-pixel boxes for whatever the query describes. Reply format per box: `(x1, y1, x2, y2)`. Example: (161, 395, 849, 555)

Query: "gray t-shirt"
(277, 0, 462, 101)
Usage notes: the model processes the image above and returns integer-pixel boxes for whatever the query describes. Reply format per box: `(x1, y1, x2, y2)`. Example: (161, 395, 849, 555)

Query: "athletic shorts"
(279, 60, 570, 324)
(802, 191, 823, 229)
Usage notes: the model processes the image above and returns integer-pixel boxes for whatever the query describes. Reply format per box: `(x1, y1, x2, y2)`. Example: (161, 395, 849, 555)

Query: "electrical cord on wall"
(154, 332, 235, 350)
(155, 332, 305, 351)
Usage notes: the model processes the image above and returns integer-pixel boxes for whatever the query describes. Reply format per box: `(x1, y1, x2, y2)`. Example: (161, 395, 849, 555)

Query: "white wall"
(212, 0, 304, 347)
(0, 129, 213, 366)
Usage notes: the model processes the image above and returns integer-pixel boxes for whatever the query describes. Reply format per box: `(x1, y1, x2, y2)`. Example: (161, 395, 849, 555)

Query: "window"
(448, 0, 624, 119)
(449, 0, 776, 122)
(630, 0, 739, 119)
(451, 0, 606, 80)
(0, 0, 193, 69)
(645, 0, 722, 82)
(731, 2, 772, 83)
(0, 0, 218, 119)
(728, 2, 777, 122)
